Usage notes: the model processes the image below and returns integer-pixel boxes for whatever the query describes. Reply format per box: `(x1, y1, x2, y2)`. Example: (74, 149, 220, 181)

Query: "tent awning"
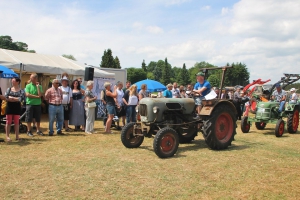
(0, 48, 114, 78)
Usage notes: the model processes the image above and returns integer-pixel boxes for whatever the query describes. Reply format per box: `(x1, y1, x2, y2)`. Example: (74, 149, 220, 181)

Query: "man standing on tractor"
(193, 72, 211, 118)
(271, 83, 286, 112)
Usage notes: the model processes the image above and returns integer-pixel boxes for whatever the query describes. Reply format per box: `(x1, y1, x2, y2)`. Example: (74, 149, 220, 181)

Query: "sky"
(0, 0, 299, 83)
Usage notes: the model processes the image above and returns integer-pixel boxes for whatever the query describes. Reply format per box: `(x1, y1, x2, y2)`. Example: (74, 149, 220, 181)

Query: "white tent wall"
(0, 49, 115, 78)
(0, 48, 115, 95)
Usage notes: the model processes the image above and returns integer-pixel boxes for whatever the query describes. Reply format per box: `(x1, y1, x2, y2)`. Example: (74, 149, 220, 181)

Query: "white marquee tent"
(0, 48, 114, 78)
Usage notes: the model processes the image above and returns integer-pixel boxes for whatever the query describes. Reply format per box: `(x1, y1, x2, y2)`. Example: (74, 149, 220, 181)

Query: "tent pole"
(19, 63, 23, 82)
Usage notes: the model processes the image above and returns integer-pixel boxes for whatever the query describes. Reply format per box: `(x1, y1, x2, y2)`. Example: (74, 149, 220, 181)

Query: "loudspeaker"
(84, 67, 94, 81)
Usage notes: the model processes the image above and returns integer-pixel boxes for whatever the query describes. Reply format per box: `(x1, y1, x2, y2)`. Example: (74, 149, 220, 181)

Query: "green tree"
(147, 72, 154, 80)
(126, 68, 147, 83)
(224, 62, 250, 86)
(153, 60, 164, 81)
(114, 56, 121, 69)
(178, 63, 190, 86)
(100, 49, 115, 68)
(62, 54, 76, 61)
(147, 61, 157, 72)
(207, 74, 220, 87)
(142, 59, 147, 72)
(0, 35, 35, 52)
(172, 66, 181, 83)
(161, 57, 172, 85)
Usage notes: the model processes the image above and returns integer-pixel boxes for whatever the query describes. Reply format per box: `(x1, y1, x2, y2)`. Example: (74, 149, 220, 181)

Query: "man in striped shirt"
(44, 79, 63, 136)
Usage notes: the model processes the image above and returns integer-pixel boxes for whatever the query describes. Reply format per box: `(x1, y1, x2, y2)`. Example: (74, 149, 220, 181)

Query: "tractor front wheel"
(275, 119, 284, 137)
(255, 122, 266, 130)
(121, 122, 144, 148)
(287, 109, 299, 134)
(241, 116, 250, 133)
(153, 127, 179, 158)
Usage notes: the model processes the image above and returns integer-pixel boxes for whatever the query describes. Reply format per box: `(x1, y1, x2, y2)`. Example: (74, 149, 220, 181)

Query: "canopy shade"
(0, 48, 114, 78)
(134, 79, 166, 92)
(0, 65, 19, 78)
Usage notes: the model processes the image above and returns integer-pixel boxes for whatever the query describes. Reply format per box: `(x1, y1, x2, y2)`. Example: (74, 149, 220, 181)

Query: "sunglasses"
(54, 82, 59, 84)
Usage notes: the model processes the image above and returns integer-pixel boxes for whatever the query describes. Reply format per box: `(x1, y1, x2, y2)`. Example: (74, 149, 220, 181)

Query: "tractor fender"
(285, 103, 299, 112)
(200, 100, 237, 116)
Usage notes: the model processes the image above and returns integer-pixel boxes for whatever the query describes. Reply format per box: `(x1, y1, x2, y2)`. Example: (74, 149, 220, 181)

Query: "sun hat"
(196, 72, 205, 76)
(61, 76, 69, 81)
(290, 88, 296, 92)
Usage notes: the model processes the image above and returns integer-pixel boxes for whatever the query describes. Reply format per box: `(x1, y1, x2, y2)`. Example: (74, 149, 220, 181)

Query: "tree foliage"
(62, 54, 76, 61)
(126, 68, 147, 84)
(178, 63, 190, 86)
(224, 62, 250, 86)
(161, 58, 172, 85)
(100, 49, 121, 68)
(0, 35, 36, 53)
(114, 56, 121, 69)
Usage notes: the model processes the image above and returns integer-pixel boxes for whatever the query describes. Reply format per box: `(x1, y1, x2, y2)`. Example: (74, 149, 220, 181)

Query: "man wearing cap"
(271, 83, 286, 112)
(59, 75, 73, 131)
(163, 84, 173, 98)
(289, 88, 298, 103)
(193, 72, 211, 116)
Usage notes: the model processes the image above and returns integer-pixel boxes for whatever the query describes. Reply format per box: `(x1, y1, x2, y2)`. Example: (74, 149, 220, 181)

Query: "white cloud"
(221, 7, 229, 15)
(201, 5, 211, 10)
(146, 26, 164, 34)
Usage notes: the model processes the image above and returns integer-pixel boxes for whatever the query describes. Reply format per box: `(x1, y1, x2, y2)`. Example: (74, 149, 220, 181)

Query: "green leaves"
(100, 49, 121, 68)
(0, 35, 35, 52)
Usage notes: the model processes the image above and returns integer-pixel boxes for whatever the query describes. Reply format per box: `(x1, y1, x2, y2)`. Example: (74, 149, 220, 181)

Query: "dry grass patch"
(0, 116, 300, 199)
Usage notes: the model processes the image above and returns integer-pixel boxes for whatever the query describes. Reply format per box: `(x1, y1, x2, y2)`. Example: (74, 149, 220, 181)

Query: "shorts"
(6, 114, 20, 125)
(117, 105, 126, 117)
(25, 105, 41, 123)
(63, 104, 70, 120)
(106, 105, 116, 115)
(194, 96, 205, 106)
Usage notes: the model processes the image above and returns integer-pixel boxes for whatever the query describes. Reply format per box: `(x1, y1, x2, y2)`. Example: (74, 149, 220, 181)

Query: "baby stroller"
(0, 105, 28, 133)
(103, 105, 122, 130)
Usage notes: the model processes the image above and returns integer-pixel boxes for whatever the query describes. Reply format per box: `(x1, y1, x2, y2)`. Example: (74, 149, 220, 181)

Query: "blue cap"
(275, 83, 281, 88)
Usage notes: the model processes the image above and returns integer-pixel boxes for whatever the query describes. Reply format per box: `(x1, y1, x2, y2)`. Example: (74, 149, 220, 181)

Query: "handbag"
(88, 102, 96, 108)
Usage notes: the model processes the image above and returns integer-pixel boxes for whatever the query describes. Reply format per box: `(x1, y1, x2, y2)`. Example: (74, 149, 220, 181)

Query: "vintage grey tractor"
(121, 66, 238, 158)
(241, 74, 300, 137)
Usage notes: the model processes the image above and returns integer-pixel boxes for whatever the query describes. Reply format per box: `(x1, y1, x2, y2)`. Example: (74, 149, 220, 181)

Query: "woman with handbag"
(104, 82, 117, 133)
(5, 77, 25, 141)
(84, 80, 97, 134)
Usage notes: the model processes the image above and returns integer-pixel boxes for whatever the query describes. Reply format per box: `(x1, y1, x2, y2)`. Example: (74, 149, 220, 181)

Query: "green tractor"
(241, 74, 300, 137)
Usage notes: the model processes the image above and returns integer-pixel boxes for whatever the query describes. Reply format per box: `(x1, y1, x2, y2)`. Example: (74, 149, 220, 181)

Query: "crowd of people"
(1, 71, 299, 142)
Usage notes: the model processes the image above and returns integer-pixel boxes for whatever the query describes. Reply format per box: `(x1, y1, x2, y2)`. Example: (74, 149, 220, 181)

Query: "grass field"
(0, 115, 300, 200)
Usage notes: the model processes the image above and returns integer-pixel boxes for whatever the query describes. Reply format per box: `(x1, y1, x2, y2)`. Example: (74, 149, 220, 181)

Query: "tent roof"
(0, 48, 114, 78)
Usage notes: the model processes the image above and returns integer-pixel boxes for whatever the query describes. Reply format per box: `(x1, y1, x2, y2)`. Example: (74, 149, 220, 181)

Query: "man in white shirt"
(171, 82, 180, 98)
(59, 76, 73, 131)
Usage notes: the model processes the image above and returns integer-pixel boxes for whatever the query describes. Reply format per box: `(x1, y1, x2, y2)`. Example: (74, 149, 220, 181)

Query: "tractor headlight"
(135, 105, 139, 113)
(153, 106, 159, 113)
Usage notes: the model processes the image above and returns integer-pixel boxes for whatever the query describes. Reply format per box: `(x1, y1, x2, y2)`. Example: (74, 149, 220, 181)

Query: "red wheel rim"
(261, 123, 265, 127)
(245, 123, 250, 131)
(279, 121, 284, 136)
(160, 133, 176, 153)
(215, 113, 233, 141)
(293, 110, 299, 132)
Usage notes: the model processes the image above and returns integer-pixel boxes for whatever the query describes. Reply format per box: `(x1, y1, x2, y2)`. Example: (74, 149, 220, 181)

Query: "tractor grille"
(139, 104, 147, 116)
